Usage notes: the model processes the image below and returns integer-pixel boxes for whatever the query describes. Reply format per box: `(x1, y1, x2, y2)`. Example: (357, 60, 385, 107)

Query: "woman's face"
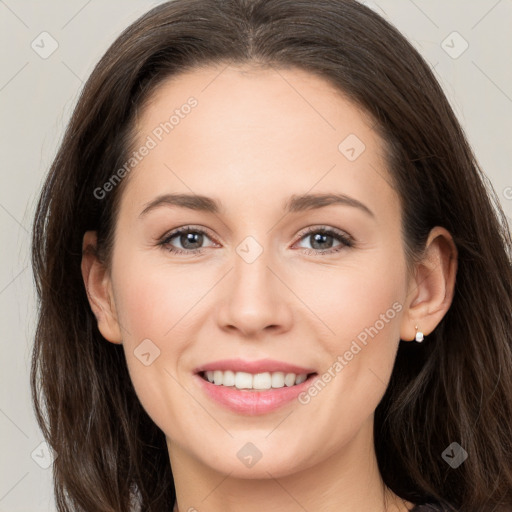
(101, 64, 413, 477)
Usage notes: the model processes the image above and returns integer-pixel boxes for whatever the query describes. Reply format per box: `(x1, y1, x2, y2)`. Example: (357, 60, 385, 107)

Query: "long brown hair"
(31, 1, 512, 510)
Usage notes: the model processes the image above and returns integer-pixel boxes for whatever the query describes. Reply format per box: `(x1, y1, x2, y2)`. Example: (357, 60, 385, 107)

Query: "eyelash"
(158, 225, 354, 256)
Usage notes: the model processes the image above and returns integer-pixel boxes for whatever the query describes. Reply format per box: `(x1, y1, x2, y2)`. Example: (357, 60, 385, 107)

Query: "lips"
(193, 358, 316, 375)
(193, 358, 318, 415)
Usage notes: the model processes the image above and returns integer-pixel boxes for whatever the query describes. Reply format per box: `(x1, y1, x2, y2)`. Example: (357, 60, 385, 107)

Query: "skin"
(81, 64, 457, 512)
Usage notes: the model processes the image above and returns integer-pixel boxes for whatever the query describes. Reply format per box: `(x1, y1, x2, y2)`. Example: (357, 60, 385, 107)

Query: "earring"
(415, 325, 424, 342)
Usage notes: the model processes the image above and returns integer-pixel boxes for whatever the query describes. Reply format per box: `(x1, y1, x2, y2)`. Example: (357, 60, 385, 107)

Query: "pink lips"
(193, 358, 318, 416)
(193, 358, 316, 375)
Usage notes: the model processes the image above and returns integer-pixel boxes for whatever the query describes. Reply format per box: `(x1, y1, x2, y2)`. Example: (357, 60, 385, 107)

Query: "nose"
(216, 244, 294, 339)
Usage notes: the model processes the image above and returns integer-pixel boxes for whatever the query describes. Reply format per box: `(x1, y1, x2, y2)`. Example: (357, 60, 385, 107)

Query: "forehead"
(137, 63, 374, 143)
(121, 64, 397, 218)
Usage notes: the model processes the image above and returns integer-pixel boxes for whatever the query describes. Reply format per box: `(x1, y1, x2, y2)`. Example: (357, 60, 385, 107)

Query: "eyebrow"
(139, 192, 375, 218)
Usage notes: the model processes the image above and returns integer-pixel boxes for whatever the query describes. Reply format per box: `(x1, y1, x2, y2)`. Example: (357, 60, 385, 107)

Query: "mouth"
(193, 359, 319, 415)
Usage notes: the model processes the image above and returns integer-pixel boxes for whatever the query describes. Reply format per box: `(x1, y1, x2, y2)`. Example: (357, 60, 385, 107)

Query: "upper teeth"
(204, 370, 308, 390)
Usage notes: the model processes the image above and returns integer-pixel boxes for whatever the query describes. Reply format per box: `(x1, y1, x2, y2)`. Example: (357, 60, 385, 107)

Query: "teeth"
(203, 370, 309, 389)
(223, 370, 235, 387)
(271, 372, 285, 388)
(284, 373, 295, 386)
(253, 372, 271, 390)
(235, 371, 253, 389)
(295, 373, 307, 384)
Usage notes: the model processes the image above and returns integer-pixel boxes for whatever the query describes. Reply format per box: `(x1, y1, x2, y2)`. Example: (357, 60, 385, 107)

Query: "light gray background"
(1, 1, 511, 510)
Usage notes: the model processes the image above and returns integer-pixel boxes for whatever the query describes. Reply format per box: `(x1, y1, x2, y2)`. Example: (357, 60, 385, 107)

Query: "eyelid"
(159, 224, 218, 243)
(292, 225, 354, 248)
(158, 225, 219, 255)
(295, 224, 353, 239)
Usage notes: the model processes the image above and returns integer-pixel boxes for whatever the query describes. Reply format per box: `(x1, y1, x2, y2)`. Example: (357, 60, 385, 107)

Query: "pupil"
(181, 232, 203, 249)
(311, 233, 333, 250)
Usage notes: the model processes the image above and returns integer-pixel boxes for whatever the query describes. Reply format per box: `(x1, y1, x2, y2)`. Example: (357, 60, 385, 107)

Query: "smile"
(193, 359, 319, 415)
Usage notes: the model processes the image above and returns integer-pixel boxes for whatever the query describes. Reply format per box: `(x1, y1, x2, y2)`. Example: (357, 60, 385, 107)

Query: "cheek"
(311, 251, 406, 397)
(316, 255, 405, 343)
(294, 291, 404, 446)
(111, 247, 217, 340)
(110, 254, 207, 436)
(109, 249, 226, 431)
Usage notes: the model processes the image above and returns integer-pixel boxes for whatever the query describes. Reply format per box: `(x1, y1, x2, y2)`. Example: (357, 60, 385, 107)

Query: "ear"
(400, 226, 458, 342)
(81, 231, 122, 344)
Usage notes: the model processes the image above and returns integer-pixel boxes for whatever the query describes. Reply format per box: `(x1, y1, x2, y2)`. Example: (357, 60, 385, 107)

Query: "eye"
(294, 226, 354, 255)
(158, 225, 354, 256)
(159, 226, 217, 255)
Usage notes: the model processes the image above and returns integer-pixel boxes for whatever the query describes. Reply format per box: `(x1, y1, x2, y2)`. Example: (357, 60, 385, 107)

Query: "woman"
(30, 0, 512, 511)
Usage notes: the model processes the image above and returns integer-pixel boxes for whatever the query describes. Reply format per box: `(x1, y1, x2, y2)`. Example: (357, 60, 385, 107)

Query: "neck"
(167, 415, 413, 512)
